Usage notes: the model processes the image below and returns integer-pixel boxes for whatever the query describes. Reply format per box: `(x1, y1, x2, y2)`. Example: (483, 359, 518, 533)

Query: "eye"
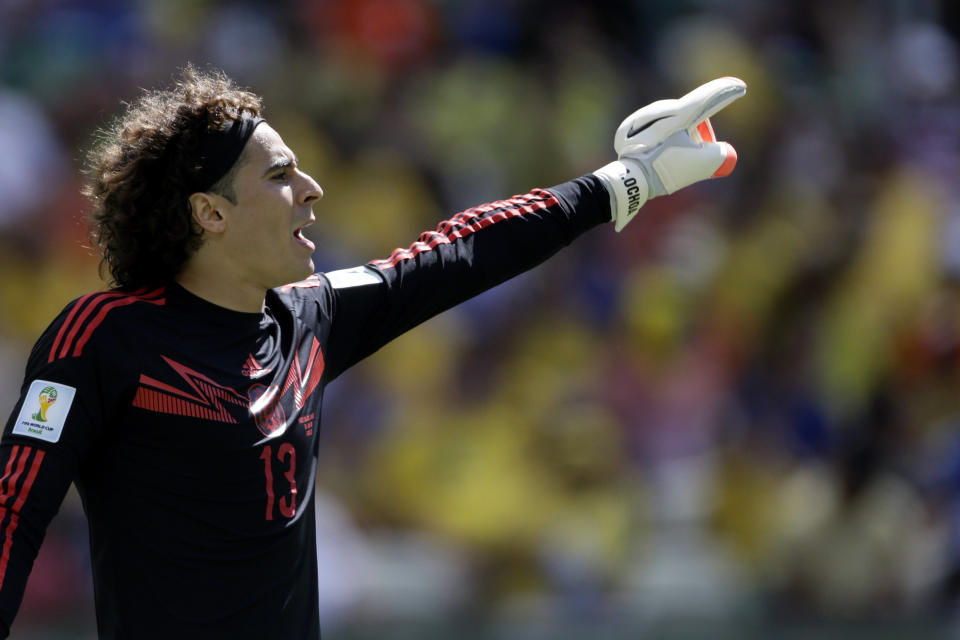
(271, 170, 289, 182)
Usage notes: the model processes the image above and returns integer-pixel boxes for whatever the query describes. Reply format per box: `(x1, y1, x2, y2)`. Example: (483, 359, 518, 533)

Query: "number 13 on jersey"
(260, 443, 297, 520)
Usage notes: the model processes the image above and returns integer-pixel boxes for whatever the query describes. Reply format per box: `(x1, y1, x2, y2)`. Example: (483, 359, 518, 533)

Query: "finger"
(695, 118, 716, 143)
(615, 77, 746, 154)
(677, 76, 747, 130)
(650, 138, 736, 193)
(710, 142, 738, 178)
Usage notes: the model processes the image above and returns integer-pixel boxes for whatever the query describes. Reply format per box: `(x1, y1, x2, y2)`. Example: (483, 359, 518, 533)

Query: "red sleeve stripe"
(48, 288, 165, 362)
(0, 446, 23, 511)
(0, 446, 30, 511)
(48, 288, 148, 363)
(434, 190, 552, 237)
(0, 447, 44, 592)
(11, 451, 43, 513)
(369, 189, 559, 270)
(72, 290, 165, 358)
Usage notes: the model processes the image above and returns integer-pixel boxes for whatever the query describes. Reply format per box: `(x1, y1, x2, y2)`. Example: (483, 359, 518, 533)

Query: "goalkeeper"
(0, 67, 745, 639)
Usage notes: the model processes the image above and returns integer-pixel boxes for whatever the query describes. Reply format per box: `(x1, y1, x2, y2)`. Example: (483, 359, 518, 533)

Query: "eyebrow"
(262, 154, 299, 178)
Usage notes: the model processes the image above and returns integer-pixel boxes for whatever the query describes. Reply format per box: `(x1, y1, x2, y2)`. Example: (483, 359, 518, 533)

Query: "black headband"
(191, 113, 265, 193)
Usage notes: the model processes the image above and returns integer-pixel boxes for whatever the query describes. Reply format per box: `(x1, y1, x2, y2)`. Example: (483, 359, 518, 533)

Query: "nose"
(298, 171, 323, 205)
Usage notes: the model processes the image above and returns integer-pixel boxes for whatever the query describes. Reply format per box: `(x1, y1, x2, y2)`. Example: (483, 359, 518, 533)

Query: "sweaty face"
(217, 124, 323, 290)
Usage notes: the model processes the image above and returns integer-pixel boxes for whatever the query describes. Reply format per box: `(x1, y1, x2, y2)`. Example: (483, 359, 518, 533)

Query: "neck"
(176, 265, 266, 314)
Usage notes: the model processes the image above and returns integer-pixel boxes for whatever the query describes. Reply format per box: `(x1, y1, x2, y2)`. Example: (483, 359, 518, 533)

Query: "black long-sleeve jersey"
(0, 176, 610, 639)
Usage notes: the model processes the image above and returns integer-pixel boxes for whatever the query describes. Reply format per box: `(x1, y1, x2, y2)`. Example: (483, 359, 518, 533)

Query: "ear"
(188, 192, 227, 234)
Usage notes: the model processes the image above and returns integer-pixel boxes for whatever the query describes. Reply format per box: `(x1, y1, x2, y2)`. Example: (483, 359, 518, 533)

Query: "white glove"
(594, 77, 747, 231)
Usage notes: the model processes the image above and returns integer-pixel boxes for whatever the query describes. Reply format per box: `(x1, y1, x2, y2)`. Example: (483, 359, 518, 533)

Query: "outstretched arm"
(321, 78, 747, 379)
(322, 175, 610, 379)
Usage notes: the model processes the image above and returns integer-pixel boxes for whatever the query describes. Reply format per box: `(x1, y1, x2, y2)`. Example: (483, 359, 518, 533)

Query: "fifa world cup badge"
(13, 380, 77, 443)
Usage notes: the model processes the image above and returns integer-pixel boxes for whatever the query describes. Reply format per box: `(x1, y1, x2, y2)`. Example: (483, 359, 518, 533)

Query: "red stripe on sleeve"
(69, 289, 165, 359)
(50, 288, 153, 362)
(0, 446, 32, 589)
(371, 190, 559, 270)
(54, 291, 131, 361)
(0, 450, 45, 591)
(0, 446, 22, 510)
(0, 447, 30, 510)
(48, 292, 106, 363)
(11, 450, 44, 513)
(435, 191, 543, 237)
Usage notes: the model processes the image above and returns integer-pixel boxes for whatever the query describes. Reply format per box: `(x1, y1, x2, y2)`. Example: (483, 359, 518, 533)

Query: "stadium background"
(3, 0, 960, 637)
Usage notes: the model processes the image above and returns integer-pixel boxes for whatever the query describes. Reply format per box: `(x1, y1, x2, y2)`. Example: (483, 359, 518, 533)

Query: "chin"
(292, 260, 316, 283)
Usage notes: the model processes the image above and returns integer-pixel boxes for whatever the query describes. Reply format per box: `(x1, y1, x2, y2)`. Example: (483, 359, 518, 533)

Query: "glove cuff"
(593, 159, 649, 232)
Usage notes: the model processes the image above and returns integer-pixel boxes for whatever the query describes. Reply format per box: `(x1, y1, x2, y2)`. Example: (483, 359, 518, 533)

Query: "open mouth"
(293, 221, 315, 251)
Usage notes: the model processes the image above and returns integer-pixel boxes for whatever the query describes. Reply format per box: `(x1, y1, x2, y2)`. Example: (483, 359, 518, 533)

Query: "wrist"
(592, 159, 649, 232)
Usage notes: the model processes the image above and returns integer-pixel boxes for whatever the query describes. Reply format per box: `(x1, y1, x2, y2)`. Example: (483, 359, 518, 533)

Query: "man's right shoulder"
(39, 286, 167, 365)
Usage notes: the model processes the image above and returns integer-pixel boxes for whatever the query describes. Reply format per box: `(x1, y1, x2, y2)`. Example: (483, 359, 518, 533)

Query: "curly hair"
(84, 64, 263, 289)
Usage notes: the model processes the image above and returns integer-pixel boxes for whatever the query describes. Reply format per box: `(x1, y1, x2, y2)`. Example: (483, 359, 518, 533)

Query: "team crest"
(248, 383, 287, 437)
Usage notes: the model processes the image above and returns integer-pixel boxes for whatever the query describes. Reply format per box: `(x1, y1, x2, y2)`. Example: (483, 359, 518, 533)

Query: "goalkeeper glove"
(594, 77, 747, 231)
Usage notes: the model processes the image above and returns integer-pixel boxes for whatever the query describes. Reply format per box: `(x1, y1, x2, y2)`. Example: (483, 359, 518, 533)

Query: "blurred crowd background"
(3, 0, 960, 637)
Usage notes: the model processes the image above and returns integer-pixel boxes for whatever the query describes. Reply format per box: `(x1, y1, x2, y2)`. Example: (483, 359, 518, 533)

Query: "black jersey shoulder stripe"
(369, 189, 559, 270)
(48, 288, 165, 362)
